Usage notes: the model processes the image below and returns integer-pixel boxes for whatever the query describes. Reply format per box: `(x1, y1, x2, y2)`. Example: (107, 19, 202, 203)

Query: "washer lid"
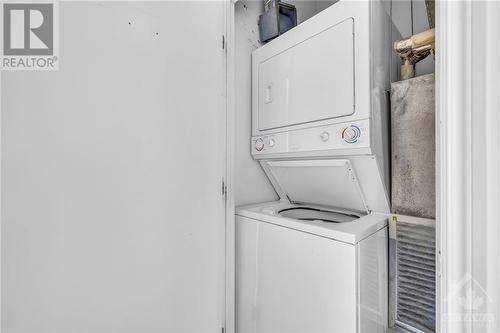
(261, 159, 370, 214)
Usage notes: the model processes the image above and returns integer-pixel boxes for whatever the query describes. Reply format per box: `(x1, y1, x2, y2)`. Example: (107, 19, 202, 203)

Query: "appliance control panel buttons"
(342, 125, 361, 143)
(255, 138, 265, 151)
(252, 119, 370, 156)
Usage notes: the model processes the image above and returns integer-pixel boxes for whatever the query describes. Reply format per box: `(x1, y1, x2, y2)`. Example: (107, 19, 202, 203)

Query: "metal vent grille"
(396, 221, 436, 332)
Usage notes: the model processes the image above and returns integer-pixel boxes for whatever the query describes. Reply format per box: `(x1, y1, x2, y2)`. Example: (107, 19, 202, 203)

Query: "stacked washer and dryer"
(236, 1, 396, 332)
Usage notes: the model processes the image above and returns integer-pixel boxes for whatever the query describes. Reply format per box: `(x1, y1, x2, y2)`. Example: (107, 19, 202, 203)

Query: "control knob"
(255, 138, 265, 151)
(342, 125, 361, 143)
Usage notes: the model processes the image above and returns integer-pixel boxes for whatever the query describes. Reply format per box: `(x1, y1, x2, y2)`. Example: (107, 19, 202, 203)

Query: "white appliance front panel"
(236, 216, 357, 333)
(252, 1, 372, 139)
(252, 119, 370, 156)
(257, 18, 355, 132)
(358, 228, 389, 333)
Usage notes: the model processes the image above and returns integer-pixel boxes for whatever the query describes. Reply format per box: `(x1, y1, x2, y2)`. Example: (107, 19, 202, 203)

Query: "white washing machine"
(236, 159, 389, 332)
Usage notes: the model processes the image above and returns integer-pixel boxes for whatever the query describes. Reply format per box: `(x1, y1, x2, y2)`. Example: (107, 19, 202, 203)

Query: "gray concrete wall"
(391, 74, 435, 218)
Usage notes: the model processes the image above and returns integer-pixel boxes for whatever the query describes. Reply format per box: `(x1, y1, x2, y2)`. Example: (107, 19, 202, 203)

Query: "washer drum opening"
(278, 207, 360, 223)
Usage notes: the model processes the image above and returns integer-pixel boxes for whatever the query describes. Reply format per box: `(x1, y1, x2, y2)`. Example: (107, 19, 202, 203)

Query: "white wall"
(288, 0, 335, 24)
(235, 0, 278, 206)
(2, 2, 226, 332)
(234, 0, 332, 206)
(315, 0, 339, 13)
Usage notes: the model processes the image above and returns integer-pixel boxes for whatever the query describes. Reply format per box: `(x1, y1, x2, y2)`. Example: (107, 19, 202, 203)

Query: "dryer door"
(255, 18, 355, 132)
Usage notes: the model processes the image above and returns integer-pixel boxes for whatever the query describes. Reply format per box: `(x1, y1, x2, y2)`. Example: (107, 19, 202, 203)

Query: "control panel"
(252, 119, 370, 156)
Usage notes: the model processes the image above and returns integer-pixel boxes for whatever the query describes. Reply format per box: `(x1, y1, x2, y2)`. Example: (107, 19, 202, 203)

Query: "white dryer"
(250, 0, 396, 188)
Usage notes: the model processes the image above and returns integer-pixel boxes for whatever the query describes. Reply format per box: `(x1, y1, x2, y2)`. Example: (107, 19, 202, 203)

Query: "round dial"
(320, 131, 330, 142)
(268, 138, 275, 147)
(255, 138, 265, 151)
(342, 125, 361, 143)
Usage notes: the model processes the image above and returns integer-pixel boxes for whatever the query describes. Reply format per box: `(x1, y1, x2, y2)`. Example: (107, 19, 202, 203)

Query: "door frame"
(225, 1, 237, 333)
(436, 1, 500, 331)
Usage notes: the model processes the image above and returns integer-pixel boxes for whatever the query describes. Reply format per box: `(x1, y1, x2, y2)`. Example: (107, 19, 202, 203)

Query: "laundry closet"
(233, 1, 436, 332)
(1, 0, 438, 332)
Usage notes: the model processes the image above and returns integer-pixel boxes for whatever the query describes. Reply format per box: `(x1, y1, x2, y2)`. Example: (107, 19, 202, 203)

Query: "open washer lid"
(261, 159, 370, 214)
